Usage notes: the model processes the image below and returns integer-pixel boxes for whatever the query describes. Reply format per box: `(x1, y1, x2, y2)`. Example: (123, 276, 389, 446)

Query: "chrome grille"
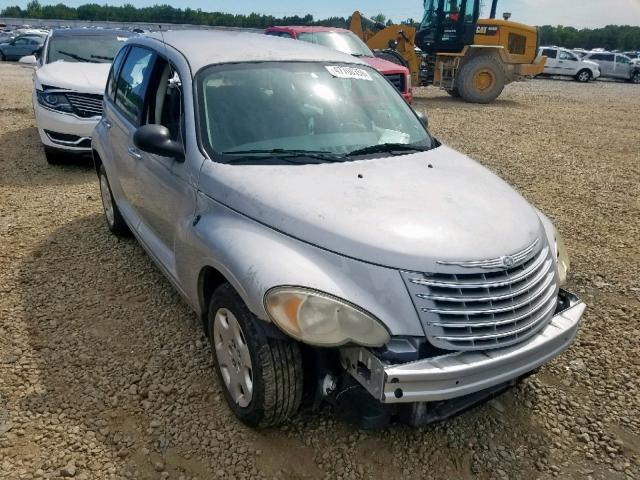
(66, 92, 103, 118)
(401, 242, 559, 351)
(385, 73, 406, 93)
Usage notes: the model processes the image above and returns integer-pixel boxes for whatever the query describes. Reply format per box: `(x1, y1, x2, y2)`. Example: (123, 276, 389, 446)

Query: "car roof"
(267, 26, 350, 34)
(50, 28, 133, 38)
(143, 29, 365, 73)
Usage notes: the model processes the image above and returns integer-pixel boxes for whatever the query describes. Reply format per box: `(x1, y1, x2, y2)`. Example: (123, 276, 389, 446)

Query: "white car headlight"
(555, 231, 570, 286)
(264, 287, 390, 347)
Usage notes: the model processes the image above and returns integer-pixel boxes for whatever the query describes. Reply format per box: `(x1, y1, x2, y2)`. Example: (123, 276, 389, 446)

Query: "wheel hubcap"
(474, 70, 495, 92)
(213, 308, 253, 407)
(99, 174, 115, 227)
(580, 72, 589, 81)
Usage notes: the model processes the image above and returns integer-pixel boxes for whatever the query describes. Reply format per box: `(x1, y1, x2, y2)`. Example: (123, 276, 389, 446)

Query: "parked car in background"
(624, 51, 640, 61)
(583, 51, 640, 83)
(29, 28, 132, 164)
(539, 46, 600, 82)
(93, 30, 584, 429)
(0, 31, 16, 43)
(265, 26, 413, 103)
(0, 34, 45, 61)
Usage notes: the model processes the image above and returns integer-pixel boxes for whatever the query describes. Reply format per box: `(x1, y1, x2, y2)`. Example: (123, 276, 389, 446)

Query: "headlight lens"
(264, 287, 390, 347)
(555, 232, 570, 286)
(37, 90, 74, 113)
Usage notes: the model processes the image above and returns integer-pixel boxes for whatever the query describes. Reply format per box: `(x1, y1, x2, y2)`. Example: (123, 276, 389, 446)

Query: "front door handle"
(127, 146, 142, 160)
(102, 118, 112, 129)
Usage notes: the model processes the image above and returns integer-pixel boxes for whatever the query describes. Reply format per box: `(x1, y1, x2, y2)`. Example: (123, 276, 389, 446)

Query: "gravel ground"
(0, 62, 639, 480)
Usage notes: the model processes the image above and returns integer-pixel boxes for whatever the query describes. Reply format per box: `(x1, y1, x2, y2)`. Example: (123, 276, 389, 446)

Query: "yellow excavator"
(350, 0, 546, 103)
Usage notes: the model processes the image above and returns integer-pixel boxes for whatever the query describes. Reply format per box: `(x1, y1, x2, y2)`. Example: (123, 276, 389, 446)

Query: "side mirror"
(416, 110, 429, 129)
(19, 55, 37, 66)
(133, 124, 184, 160)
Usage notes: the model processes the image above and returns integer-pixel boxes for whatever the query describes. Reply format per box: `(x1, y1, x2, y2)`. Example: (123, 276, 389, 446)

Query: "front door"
(130, 59, 196, 277)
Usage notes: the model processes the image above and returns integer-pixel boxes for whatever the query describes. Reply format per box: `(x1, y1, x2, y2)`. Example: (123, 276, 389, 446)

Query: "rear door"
(107, 45, 157, 228)
(598, 53, 616, 76)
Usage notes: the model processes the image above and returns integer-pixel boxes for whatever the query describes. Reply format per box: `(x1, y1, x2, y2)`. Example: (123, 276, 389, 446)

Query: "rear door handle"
(127, 146, 142, 160)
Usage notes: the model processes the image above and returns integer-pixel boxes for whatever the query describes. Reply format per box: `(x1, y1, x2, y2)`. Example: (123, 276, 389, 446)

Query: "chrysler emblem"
(502, 256, 515, 267)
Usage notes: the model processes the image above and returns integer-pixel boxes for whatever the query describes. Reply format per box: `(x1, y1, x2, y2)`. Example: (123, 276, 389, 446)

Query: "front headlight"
(264, 287, 390, 347)
(555, 232, 570, 286)
(36, 90, 74, 113)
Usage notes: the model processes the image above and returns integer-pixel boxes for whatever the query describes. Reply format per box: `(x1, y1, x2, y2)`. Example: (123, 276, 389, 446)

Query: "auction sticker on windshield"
(325, 66, 372, 81)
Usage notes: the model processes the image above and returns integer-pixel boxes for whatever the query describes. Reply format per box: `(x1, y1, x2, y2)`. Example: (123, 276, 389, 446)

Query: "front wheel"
(630, 71, 640, 84)
(208, 283, 303, 428)
(575, 69, 592, 83)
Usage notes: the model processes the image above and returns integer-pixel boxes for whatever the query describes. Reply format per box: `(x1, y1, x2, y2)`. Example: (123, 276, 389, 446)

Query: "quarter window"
(106, 46, 129, 101)
(114, 47, 156, 125)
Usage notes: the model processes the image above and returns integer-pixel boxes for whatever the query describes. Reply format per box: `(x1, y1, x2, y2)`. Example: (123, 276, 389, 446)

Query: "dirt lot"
(0, 61, 638, 480)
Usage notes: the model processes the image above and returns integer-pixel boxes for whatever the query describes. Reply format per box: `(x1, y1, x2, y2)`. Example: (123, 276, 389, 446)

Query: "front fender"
(176, 192, 425, 337)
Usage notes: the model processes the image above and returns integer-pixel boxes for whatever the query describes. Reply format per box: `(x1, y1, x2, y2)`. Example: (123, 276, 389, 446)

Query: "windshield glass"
(197, 62, 432, 163)
(47, 35, 129, 64)
(297, 31, 373, 57)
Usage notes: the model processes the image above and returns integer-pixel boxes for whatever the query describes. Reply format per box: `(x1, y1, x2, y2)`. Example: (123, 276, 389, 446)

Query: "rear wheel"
(208, 283, 303, 428)
(98, 165, 129, 236)
(456, 55, 505, 104)
(575, 69, 592, 83)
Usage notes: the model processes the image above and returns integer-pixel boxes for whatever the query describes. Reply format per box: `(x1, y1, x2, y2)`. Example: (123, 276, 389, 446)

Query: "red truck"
(265, 26, 413, 104)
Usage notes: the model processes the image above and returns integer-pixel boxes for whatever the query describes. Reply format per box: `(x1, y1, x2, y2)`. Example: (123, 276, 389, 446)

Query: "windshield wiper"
(220, 149, 345, 164)
(58, 50, 98, 63)
(91, 54, 114, 61)
(347, 143, 430, 157)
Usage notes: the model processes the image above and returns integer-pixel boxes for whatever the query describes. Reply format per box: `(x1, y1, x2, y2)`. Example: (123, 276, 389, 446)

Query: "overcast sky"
(1, 0, 639, 28)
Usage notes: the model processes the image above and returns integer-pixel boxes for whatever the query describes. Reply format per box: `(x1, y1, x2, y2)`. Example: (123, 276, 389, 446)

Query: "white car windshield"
(197, 62, 432, 163)
(296, 31, 373, 57)
(47, 35, 129, 64)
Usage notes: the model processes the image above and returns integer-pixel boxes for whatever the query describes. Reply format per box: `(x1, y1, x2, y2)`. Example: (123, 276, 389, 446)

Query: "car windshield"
(197, 62, 433, 163)
(297, 31, 373, 57)
(47, 35, 129, 64)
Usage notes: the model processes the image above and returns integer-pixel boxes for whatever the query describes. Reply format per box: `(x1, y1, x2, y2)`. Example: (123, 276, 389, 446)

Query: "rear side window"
(114, 46, 156, 125)
(542, 48, 557, 59)
(106, 46, 129, 101)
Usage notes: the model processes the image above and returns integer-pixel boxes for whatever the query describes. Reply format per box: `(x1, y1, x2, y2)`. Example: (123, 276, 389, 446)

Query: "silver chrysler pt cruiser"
(92, 30, 585, 428)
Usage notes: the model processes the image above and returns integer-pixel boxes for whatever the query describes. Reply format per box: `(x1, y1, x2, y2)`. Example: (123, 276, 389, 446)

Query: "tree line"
(2, 2, 639, 51)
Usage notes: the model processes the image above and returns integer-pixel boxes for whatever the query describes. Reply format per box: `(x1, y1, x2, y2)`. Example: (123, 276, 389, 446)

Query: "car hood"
(200, 146, 545, 272)
(35, 61, 111, 94)
(362, 56, 408, 75)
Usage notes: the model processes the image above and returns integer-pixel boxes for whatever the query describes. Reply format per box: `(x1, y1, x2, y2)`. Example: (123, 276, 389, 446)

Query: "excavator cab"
(417, 0, 481, 54)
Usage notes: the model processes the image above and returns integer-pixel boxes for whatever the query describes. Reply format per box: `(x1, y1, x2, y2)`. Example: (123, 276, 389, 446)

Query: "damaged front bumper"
(340, 290, 585, 405)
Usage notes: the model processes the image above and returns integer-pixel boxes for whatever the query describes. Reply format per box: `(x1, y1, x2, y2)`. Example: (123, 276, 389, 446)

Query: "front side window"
(617, 55, 630, 64)
(114, 46, 155, 125)
(559, 51, 577, 61)
(46, 34, 129, 64)
(197, 62, 432, 163)
(297, 32, 373, 57)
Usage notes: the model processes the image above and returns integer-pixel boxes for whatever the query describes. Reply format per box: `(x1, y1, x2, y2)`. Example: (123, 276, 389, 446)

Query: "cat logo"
(476, 25, 500, 36)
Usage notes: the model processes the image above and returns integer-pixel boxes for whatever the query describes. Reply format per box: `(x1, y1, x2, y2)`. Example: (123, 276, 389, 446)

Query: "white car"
(539, 46, 600, 82)
(28, 28, 131, 164)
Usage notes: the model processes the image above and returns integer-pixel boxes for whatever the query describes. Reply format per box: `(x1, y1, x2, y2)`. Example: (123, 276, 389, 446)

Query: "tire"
(208, 283, 303, 428)
(575, 69, 592, 83)
(98, 165, 129, 237)
(447, 87, 461, 98)
(456, 55, 506, 104)
(0, 52, 5, 62)
(44, 146, 65, 165)
(630, 71, 640, 84)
